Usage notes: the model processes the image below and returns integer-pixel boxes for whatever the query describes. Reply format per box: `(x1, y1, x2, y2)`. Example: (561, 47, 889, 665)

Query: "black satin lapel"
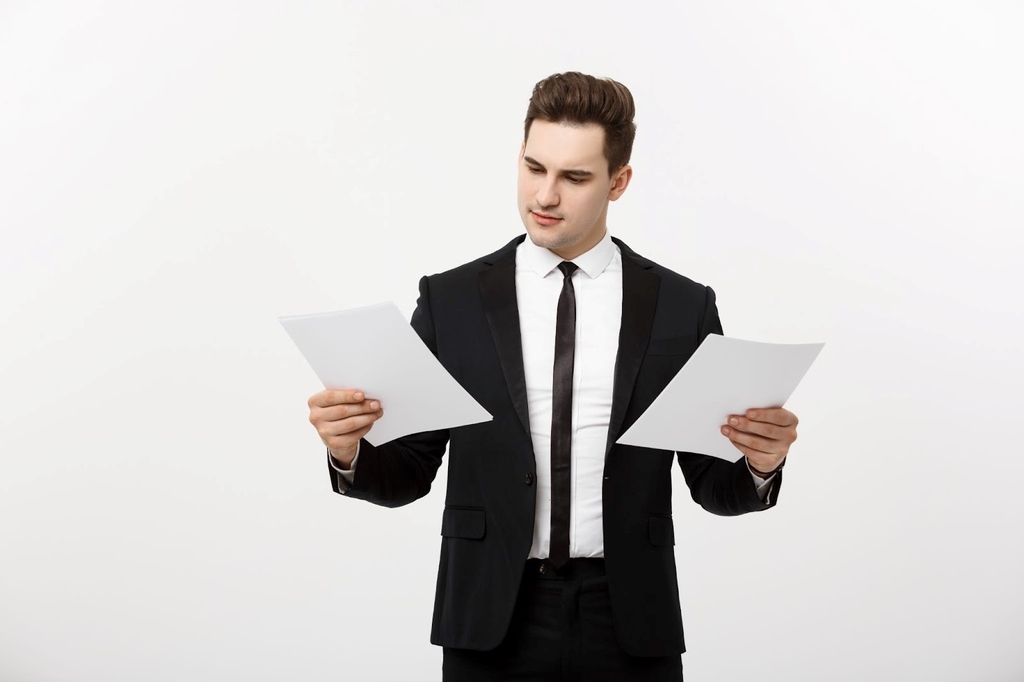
(605, 254, 660, 454)
(479, 258, 532, 437)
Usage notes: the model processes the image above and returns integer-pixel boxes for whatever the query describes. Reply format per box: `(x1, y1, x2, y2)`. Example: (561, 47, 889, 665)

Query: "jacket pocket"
(648, 516, 675, 546)
(441, 507, 486, 539)
(645, 336, 696, 356)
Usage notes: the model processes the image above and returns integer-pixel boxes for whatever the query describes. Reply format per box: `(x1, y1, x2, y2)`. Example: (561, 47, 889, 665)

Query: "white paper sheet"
(617, 335, 824, 460)
(279, 303, 492, 445)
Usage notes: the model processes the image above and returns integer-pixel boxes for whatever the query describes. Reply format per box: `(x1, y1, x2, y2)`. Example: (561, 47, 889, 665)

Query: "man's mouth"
(531, 211, 562, 225)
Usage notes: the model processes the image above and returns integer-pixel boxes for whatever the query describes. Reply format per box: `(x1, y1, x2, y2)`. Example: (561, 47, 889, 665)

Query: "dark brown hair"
(524, 72, 637, 175)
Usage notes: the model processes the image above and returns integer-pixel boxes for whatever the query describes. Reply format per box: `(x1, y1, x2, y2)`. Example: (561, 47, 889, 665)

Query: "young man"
(308, 72, 798, 681)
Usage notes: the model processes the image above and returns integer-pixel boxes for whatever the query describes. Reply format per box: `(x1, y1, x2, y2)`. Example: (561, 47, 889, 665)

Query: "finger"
(328, 422, 376, 449)
(744, 407, 798, 428)
(720, 424, 783, 455)
(318, 409, 385, 439)
(308, 389, 367, 408)
(317, 399, 383, 423)
(725, 415, 794, 443)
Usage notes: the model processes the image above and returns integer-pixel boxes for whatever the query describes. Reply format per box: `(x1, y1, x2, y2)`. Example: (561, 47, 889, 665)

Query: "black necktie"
(549, 261, 578, 569)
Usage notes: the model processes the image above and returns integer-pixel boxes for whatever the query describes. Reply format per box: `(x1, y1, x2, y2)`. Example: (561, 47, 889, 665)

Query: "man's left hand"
(721, 407, 798, 476)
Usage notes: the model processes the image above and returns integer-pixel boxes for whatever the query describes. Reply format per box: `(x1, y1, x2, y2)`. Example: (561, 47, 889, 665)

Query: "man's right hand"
(307, 389, 384, 469)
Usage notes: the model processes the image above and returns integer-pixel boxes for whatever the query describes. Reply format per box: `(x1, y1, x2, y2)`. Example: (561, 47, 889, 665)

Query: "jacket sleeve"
(328, 275, 450, 508)
(675, 285, 782, 515)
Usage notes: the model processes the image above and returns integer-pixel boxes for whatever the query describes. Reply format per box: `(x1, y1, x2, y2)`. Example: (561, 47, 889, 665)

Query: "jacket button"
(525, 472, 534, 485)
(538, 563, 547, 574)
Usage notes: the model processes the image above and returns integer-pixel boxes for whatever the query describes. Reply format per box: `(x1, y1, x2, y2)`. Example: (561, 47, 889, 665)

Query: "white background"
(2, 2, 1022, 680)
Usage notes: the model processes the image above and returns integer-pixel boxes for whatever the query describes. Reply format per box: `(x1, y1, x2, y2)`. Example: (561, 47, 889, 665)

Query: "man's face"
(517, 119, 631, 260)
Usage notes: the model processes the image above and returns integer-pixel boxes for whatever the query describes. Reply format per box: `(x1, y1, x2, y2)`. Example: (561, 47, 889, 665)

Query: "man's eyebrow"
(523, 156, 594, 177)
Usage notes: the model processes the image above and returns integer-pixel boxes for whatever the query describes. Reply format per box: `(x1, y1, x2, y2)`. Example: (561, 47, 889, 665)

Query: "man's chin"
(524, 225, 564, 250)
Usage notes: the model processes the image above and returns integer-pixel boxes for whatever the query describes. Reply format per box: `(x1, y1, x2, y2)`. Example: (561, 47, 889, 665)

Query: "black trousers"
(442, 559, 683, 682)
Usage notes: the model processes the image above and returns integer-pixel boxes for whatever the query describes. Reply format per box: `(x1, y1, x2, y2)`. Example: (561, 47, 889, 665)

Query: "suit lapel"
(605, 240, 660, 454)
(479, 238, 532, 437)
(476, 235, 659, 450)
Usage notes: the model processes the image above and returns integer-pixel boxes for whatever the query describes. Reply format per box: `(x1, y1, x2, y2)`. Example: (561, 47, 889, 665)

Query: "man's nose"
(535, 178, 559, 209)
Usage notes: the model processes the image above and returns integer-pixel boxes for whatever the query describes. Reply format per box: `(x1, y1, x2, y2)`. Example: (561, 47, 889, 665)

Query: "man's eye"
(566, 177, 583, 185)
(528, 166, 543, 174)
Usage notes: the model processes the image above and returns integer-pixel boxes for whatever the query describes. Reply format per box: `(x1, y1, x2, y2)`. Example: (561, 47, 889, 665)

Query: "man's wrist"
(328, 445, 357, 470)
(747, 457, 785, 478)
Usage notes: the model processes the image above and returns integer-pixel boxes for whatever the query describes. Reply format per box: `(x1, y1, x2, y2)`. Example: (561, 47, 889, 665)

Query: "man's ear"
(609, 165, 633, 201)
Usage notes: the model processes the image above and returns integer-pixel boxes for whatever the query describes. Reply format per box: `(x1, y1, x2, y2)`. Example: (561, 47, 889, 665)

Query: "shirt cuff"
(746, 459, 777, 502)
(328, 442, 359, 487)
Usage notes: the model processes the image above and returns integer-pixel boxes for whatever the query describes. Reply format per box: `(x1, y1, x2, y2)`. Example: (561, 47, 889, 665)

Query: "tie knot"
(558, 261, 578, 279)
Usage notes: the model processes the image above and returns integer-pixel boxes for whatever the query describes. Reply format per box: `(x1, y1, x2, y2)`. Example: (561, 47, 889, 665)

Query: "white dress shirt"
(517, 231, 621, 558)
(331, 231, 775, 557)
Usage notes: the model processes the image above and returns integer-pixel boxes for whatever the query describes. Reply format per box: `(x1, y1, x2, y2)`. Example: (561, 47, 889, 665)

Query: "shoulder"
(614, 236, 713, 297)
(422, 235, 524, 285)
(615, 237, 722, 335)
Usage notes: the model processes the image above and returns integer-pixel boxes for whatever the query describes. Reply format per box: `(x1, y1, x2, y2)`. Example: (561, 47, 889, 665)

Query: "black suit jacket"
(329, 235, 779, 657)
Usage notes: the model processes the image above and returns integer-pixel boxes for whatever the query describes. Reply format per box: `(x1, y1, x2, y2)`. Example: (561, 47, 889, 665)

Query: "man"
(307, 72, 798, 681)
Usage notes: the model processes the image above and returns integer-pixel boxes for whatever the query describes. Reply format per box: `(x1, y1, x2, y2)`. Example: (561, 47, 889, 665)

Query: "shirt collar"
(518, 229, 617, 279)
